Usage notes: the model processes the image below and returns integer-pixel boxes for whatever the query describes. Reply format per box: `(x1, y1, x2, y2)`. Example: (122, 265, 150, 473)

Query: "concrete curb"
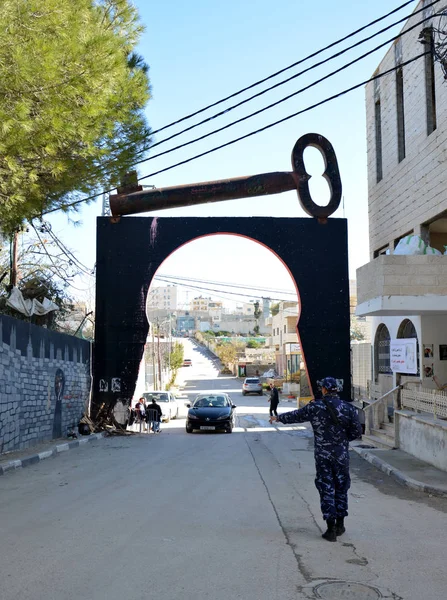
(0, 433, 106, 476)
(352, 446, 447, 498)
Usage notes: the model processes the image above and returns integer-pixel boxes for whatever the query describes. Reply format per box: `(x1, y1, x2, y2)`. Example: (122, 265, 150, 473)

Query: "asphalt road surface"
(1, 338, 446, 600)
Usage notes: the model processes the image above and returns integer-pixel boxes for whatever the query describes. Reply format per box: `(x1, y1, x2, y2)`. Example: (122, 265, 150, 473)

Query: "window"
(374, 324, 392, 378)
(374, 245, 389, 258)
(421, 28, 437, 135)
(375, 99, 383, 182)
(396, 67, 406, 162)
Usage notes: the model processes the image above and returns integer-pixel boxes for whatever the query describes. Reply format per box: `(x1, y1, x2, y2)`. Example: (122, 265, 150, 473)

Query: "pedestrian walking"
(135, 397, 147, 431)
(268, 382, 279, 418)
(146, 397, 162, 434)
(269, 376, 361, 542)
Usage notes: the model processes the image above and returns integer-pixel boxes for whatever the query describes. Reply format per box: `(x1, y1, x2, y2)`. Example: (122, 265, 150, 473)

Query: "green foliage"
(166, 341, 184, 387)
(270, 303, 280, 316)
(253, 301, 262, 320)
(170, 342, 184, 372)
(216, 342, 237, 368)
(247, 340, 261, 349)
(350, 318, 366, 341)
(0, 0, 151, 234)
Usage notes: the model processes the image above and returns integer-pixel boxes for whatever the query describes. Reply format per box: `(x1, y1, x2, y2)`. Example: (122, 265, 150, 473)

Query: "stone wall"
(357, 255, 447, 305)
(0, 314, 91, 454)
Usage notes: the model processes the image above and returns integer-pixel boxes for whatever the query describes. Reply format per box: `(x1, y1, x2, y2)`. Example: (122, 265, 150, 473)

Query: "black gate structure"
(91, 134, 350, 421)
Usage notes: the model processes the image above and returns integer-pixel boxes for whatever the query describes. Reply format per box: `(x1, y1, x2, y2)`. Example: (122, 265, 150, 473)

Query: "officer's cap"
(319, 376, 339, 391)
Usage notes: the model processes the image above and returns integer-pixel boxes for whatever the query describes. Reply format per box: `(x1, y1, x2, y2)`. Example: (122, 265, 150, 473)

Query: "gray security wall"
(0, 314, 91, 454)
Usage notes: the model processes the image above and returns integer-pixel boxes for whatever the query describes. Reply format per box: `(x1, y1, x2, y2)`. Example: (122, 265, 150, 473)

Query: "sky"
(45, 0, 418, 308)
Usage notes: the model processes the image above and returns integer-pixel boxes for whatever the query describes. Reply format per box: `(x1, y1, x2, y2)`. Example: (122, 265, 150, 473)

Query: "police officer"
(269, 376, 361, 542)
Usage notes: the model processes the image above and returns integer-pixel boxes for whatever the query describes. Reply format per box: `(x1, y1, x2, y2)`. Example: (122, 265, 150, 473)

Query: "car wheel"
(242, 392, 246, 396)
(226, 426, 233, 434)
(259, 391, 263, 396)
(186, 426, 193, 433)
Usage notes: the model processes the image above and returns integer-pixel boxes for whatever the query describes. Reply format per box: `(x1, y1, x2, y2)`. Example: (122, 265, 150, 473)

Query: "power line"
(154, 273, 296, 295)
(149, 0, 419, 137)
(38, 220, 94, 276)
(154, 276, 296, 302)
(138, 50, 429, 183)
(132, 9, 438, 169)
(141, 1, 436, 156)
(40, 45, 430, 216)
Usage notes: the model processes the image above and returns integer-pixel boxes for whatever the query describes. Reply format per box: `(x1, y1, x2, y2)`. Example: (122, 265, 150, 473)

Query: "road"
(0, 338, 446, 600)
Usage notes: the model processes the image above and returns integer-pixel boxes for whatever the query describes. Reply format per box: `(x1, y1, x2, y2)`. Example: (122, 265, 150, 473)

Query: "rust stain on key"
(109, 133, 342, 223)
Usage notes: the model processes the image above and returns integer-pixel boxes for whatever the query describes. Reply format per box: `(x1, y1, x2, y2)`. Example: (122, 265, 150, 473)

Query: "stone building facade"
(0, 314, 91, 454)
(357, 0, 447, 392)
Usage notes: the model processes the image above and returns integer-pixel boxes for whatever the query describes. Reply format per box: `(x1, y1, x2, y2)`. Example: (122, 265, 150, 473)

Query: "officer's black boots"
(336, 517, 346, 536)
(322, 519, 337, 542)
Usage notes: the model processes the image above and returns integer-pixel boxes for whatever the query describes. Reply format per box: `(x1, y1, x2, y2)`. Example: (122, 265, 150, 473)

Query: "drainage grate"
(314, 581, 382, 599)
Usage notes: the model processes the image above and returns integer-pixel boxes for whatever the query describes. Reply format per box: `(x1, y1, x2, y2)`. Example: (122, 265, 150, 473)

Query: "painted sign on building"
(390, 338, 417, 374)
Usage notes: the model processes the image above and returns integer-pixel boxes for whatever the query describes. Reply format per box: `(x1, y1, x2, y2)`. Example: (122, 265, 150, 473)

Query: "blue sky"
(47, 0, 417, 305)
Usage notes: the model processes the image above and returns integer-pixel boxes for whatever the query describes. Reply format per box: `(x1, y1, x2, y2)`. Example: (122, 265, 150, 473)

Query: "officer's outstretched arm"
(277, 404, 311, 425)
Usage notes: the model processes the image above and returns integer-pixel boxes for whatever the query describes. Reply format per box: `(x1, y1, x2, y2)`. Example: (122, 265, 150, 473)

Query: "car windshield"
(245, 378, 260, 384)
(143, 393, 169, 403)
(193, 396, 229, 408)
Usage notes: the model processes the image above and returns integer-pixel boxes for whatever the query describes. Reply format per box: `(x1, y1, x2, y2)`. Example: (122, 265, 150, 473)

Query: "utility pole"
(157, 318, 162, 389)
(152, 322, 157, 389)
(9, 230, 19, 288)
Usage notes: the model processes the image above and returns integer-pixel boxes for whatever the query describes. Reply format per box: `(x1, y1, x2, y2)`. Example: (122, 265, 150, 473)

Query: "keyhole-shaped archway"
(92, 215, 350, 420)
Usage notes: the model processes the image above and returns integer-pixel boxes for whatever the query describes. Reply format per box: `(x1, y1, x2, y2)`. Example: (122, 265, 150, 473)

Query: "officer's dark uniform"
(276, 377, 361, 535)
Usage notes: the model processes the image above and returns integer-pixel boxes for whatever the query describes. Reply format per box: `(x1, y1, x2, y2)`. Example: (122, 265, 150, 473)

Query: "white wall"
(396, 410, 447, 472)
(420, 315, 447, 389)
(371, 315, 422, 387)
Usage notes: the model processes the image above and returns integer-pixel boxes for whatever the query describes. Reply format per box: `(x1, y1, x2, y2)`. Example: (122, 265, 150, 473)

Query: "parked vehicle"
(142, 391, 178, 422)
(186, 394, 236, 434)
(183, 358, 192, 367)
(242, 377, 263, 396)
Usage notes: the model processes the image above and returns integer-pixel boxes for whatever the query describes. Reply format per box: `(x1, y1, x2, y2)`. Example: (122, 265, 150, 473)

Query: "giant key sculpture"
(92, 133, 350, 423)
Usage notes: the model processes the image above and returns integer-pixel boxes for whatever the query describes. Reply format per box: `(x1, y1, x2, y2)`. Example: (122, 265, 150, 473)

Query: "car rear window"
(245, 378, 260, 383)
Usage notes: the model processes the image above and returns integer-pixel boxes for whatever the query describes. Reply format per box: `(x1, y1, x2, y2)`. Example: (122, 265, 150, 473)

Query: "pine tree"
(0, 0, 152, 234)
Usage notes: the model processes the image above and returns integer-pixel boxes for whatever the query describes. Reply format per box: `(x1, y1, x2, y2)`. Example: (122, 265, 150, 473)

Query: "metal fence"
(401, 387, 447, 419)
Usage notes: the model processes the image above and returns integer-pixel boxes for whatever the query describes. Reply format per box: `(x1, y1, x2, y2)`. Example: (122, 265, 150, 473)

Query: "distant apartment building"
(356, 0, 447, 393)
(190, 296, 221, 312)
(147, 285, 178, 311)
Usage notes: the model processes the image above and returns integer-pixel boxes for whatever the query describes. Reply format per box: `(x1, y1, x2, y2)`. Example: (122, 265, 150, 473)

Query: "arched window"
(397, 318, 420, 376)
(397, 318, 417, 340)
(374, 324, 391, 379)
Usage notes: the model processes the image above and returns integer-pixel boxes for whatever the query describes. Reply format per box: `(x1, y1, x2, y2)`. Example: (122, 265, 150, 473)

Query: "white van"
(142, 391, 178, 422)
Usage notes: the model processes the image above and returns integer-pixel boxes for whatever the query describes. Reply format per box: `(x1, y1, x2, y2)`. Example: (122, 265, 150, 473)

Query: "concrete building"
(189, 296, 222, 316)
(147, 285, 178, 311)
(357, 1, 447, 391)
(356, 1, 447, 467)
(265, 301, 300, 380)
